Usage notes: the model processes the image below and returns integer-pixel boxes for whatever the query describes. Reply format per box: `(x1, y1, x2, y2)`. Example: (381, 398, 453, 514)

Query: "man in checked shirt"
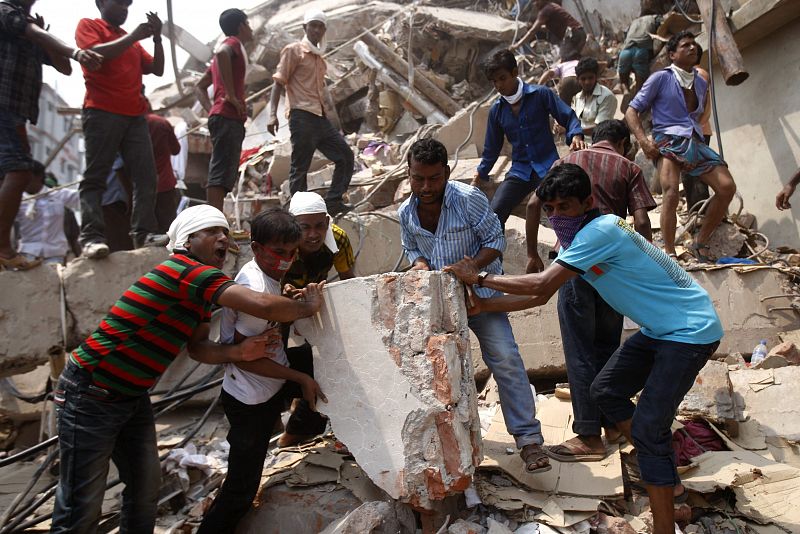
(398, 138, 550, 474)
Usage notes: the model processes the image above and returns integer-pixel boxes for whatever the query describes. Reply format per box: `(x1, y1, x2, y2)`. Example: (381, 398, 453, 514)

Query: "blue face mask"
(548, 213, 587, 250)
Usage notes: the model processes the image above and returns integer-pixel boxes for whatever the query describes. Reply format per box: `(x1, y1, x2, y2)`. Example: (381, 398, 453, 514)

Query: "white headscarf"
(502, 78, 524, 104)
(667, 64, 695, 90)
(166, 205, 230, 252)
(289, 192, 338, 254)
(302, 9, 328, 55)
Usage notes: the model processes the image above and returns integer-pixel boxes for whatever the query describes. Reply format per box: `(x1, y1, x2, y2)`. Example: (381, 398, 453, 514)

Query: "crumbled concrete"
(0, 363, 49, 421)
(449, 519, 486, 534)
(729, 367, 800, 441)
(319, 500, 416, 534)
(0, 265, 63, 376)
(767, 341, 800, 364)
(704, 222, 747, 261)
(62, 248, 169, 344)
(295, 271, 482, 509)
(267, 138, 331, 189)
(678, 360, 736, 423)
(237, 482, 363, 534)
(337, 211, 410, 276)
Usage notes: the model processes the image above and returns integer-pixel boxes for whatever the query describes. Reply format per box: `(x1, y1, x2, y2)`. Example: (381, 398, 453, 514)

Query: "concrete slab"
(0, 264, 62, 376)
(295, 271, 482, 509)
(678, 360, 736, 423)
(729, 366, 800, 441)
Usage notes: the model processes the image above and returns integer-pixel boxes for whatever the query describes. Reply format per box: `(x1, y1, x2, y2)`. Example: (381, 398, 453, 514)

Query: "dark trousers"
(590, 332, 719, 486)
(79, 109, 159, 245)
(490, 174, 539, 226)
(288, 109, 354, 204)
(155, 189, 180, 234)
(206, 115, 246, 193)
(282, 343, 327, 435)
(51, 362, 161, 534)
(557, 277, 623, 436)
(197, 389, 284, 534)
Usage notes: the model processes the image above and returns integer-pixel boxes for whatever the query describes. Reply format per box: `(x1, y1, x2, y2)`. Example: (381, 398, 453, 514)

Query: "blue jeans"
(590, 332, 719, 486)
(557, 277, 623, 436)
(51, 362, 161, 534)
(0, 108, 33, 175)
(618, 46, 651, 80)
(469, 311, 542, 447)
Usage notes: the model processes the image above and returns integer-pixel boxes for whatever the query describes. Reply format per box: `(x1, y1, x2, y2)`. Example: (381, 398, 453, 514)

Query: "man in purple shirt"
(625, 31, 736, 262)
(472, 50, 584, 225)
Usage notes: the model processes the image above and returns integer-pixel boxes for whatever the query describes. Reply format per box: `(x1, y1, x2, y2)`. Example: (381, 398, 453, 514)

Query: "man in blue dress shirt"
(399, 138, 550, 474)
(472, 50, 584, 225)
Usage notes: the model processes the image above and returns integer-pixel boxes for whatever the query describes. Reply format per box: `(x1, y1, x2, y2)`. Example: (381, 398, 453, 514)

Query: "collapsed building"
(2, 0, 800, 532)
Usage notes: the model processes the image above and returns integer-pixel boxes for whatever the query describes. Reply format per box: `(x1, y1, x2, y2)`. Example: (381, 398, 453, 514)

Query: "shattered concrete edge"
(297, 271, 483, 509)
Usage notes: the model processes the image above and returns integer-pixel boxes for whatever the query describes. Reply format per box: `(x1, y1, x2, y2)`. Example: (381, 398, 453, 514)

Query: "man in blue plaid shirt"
(398, 138, 549, 474)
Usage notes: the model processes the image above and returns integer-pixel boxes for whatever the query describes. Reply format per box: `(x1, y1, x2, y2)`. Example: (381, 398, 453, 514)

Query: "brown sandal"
(0, 254, 41, 271)
(546, 441, 607, 462)
(520, 443, 552, 474)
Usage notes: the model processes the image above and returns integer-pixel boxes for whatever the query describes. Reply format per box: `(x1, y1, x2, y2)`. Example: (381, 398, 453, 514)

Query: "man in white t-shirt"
(198, 207, 327, 534)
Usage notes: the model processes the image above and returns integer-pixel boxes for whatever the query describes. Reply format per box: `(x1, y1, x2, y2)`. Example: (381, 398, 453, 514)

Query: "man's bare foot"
(604, 427, 625, 444)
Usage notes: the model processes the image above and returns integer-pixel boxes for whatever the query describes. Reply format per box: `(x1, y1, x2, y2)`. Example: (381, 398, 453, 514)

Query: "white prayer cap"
(289, 192, 338, 253)
(166, 205, 229, 252)
(303, 9, 327, 26)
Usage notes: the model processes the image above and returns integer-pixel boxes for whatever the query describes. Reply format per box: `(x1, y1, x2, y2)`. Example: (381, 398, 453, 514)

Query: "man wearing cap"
(277, 191, 356, 446)
(267, 9, 355, 216)
(51, 205, 327, 534)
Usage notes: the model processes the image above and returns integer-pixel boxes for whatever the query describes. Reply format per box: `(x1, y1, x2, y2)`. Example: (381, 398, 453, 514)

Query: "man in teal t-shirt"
(445, 163, 722, 534)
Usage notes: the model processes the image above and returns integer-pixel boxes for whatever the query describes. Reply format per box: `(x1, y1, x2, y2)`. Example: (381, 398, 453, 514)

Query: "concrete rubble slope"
(295, 270, 482, 509)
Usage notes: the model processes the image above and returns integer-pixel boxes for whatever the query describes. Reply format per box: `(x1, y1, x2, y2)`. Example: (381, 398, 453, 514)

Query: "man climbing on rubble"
(267, 9, 354, 216)
(277, 191, 356, 447)
(51, 204, 326, 534)
(625, 31, 736, 262)
(511, 0, 586, 62)
(400, 138, 551, 474)
(445, 162, 723, 534)
(615, 7, 663, 97)
(197, 207, 328, 534)
(0, 0, 102, 271)
(75, 0, 169, 258)
(526, 119, 656, 462)
(472, 50, 584, 225)
(195, 8, 252, 213)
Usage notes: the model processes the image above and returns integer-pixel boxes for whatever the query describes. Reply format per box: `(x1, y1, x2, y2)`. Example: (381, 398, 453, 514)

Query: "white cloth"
(289, 191, 338, 253)
(667, 64, 695, 90)
(302, 9, 328, 55)
(166, 205, 229, 252)
(171, 120, 188, 187)
(15, 186, 79, 259)
(221, 260, 289, 405)
(502, 78, 524, 105)
(301, 35, 327, 56)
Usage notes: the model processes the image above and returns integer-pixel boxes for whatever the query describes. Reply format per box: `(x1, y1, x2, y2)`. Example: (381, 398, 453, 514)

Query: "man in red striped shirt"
(51, 205, 326, 534)
(525, 119, 656, 462)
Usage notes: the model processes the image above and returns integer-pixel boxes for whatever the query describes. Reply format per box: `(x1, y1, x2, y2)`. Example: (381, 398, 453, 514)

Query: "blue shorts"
(0, 108, 34, 175)
(618, 46, 650, 80)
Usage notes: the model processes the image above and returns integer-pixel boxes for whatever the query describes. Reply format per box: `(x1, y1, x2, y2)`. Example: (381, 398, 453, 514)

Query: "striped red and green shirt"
(71, 254, 234, 396)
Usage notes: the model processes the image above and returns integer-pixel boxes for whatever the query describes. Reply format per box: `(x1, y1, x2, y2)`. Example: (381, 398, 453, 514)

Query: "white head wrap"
(166, 205, 230, 253)
(302, 9, 328, 55)
(502, 78, 524, 105)
(289, 192, 338, 254)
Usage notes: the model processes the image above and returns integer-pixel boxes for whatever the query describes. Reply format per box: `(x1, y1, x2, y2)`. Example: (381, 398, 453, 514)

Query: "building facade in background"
(26, 83, 83, 185)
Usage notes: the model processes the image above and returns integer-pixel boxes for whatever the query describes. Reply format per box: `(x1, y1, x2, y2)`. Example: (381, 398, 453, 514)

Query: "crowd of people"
(2, 1, 800, 534)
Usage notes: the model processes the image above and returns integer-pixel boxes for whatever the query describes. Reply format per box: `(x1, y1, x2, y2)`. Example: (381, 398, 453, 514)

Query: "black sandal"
(520, 443, 552, 474)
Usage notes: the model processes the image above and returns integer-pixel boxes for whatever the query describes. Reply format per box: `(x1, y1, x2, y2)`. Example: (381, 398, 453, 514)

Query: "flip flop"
(546, 442, 607, 462)
(520, 443, 552, 474)
(0, 254, 41, 271)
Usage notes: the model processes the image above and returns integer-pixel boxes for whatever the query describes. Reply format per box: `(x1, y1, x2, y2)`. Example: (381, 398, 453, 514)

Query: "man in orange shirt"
(75, 0, 167, 258)
(267, 9, 354, 216)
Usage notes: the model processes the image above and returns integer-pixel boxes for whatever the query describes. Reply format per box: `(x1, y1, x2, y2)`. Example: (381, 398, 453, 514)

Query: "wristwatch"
(476, 271, 489, 287)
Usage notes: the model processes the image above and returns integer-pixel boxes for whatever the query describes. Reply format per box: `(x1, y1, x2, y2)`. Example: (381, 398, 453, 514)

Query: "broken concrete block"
(678, 360, 736, 423)
(267, 138, 331, 189)
(486, 518, 514, 534)
(0, 265, 62, 376)
(502, 215, 558, 276)
(237, 482, 363, 534)
(753, 354, 788, 369)
(766, 340, 800, 364)
(295, 271, 482, 509)
(691, 268, 799, 354)
(336, 211, 410, 276)
(319, 501, 415, 534)
(449, 519, 486, 534)
(705, 222, 747, 261)
(0, 363, 49, 421)
(729, 367, 800, 441)
(596, 514, 637, 534)
(62, 248, 169, 345)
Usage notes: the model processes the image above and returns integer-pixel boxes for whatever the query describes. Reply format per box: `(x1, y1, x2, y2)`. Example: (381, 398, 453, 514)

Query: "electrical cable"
(673, 0, 703, 24)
